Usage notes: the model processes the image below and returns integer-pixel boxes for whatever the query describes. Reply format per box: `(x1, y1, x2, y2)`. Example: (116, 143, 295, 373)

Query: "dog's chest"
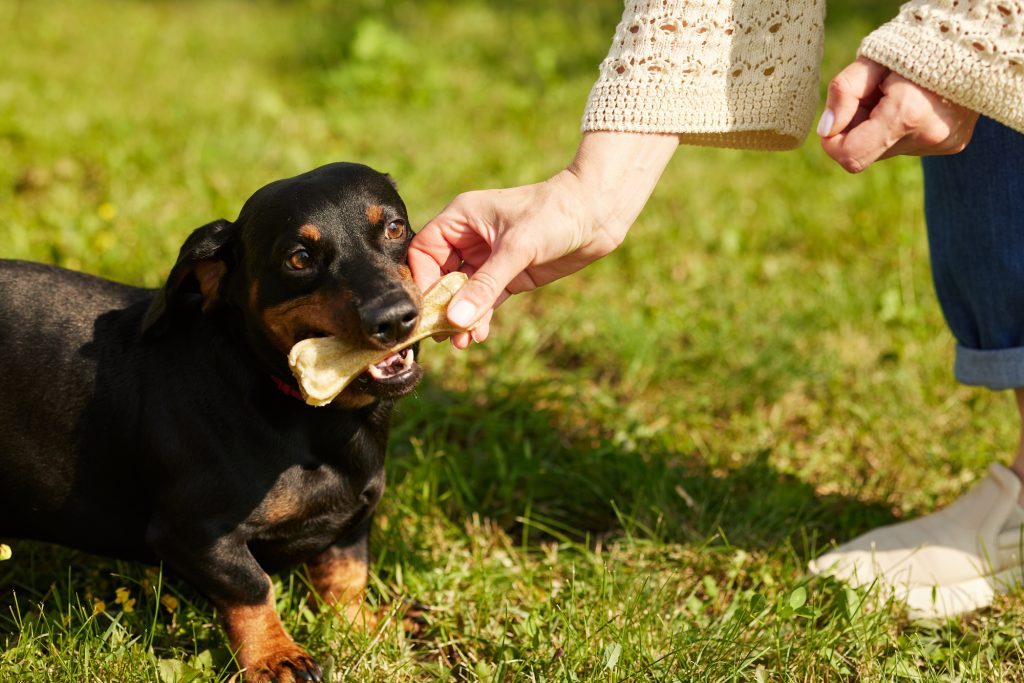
(251, 463, 383, 540)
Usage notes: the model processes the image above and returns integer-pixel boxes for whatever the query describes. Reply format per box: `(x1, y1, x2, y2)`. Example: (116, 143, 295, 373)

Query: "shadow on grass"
(387, 375, 901, 556)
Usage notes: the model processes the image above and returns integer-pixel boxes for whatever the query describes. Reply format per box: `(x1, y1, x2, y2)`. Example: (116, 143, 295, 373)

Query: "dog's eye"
(384, 220, 406, 240)
(286, 249, 313, 271)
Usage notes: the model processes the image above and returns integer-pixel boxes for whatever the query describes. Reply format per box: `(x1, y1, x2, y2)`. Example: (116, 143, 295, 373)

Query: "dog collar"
(270, 374, 306, 402)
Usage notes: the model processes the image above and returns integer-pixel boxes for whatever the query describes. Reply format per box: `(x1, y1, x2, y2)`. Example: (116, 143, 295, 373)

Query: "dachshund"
(0, 163, 427, 682)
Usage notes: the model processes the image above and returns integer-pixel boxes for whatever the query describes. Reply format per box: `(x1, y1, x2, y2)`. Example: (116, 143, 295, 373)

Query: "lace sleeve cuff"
(582, 0, 826, 151)
(858, 0, 1024, 134)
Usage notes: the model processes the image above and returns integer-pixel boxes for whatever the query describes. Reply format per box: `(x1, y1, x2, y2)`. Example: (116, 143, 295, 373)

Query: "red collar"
(270, 374, 306, 402)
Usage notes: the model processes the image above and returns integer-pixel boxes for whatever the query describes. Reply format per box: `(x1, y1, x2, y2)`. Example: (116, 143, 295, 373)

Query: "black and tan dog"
(0, 163, 428, 682)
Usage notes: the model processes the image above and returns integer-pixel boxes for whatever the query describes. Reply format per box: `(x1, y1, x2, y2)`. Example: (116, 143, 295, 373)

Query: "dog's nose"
(360, 294, 418, 347)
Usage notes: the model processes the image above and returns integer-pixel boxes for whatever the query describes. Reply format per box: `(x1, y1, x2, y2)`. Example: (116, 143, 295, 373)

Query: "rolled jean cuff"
(954, 345, 1024, 391)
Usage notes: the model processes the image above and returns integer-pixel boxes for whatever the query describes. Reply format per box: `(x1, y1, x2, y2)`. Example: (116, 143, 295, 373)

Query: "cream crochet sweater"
(582, 0, 1024, 150)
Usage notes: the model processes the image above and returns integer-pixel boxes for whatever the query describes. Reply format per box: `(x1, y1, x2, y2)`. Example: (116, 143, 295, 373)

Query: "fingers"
(450, 331, 472, 349)
(820, 59, 981, 173)
(470, 309, 493, 343)
(821, 92, 906, 173)
(408, 221, 458, 292)
(819, 57, 890, 136)
(407, 244, 444, 293)
(449, 309, 493, 349)
(446, 239, 530, 330)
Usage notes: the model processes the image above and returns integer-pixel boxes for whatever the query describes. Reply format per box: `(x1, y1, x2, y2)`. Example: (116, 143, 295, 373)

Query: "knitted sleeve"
(581, 0, 826, 151)
(858, 0, 1024, 133)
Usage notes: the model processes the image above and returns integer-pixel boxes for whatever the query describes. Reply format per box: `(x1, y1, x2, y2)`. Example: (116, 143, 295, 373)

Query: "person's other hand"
(409, 132, 678, 348)
(818, 56, 980, 173)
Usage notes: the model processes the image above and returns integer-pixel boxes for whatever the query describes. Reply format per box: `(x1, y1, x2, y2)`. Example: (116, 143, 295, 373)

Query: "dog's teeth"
(367, 351, 409, 380)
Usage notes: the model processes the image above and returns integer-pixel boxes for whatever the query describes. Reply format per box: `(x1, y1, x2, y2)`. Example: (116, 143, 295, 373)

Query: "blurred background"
(3, 1, 1022, 680)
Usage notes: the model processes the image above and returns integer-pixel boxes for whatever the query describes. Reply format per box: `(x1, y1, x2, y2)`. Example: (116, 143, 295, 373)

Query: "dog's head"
(142, 162, 424, 406)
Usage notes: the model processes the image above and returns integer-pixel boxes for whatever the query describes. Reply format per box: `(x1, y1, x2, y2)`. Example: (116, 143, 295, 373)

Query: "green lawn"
(3, 1, 1024, 681)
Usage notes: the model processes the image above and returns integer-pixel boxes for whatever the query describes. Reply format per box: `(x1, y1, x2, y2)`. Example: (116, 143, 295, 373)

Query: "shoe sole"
(904, 566, 1022, 619)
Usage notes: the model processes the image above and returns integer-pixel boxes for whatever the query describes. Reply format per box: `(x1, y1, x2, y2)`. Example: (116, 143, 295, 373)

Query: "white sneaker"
(808, 464, 1024, 619)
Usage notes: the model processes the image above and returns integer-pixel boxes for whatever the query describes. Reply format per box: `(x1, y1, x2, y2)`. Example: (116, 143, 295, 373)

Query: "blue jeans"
(924, 116, 1024, 391)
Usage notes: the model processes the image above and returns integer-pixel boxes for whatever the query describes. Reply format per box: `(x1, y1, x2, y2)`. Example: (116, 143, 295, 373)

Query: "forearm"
(564, 131, 679, 245)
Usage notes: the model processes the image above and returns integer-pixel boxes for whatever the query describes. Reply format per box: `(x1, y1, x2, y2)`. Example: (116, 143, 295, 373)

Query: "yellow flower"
(98, 202, 118, 221)
(114, 587, 136, 612)
(0, 544, 11, 561)
(160, 595, 179, 613)
(92, 600, 106, 615)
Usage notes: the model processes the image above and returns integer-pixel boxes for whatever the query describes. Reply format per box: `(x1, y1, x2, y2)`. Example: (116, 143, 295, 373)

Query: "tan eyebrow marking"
(298, 224, 321, 241)
(365, 204, 384, 225)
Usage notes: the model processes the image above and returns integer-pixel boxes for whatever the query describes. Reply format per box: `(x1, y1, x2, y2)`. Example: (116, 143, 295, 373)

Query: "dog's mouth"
(365, 347, 417, 384)
(288, 328, 423, 402)
(350, 342, 423, 399)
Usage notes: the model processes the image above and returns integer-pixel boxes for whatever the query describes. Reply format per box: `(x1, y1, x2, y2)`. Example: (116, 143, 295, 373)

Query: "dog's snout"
(360, 293, 418, 347)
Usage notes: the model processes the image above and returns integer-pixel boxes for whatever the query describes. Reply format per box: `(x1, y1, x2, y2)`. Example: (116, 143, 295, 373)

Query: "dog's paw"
(245, 646, 323, 683)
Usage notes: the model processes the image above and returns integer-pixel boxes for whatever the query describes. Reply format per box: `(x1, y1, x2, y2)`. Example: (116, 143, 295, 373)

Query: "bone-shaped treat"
(287, 272, 471, 406)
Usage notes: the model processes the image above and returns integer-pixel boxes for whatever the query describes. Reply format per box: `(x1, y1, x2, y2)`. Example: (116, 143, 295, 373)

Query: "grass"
(2, 0, 1024, 680)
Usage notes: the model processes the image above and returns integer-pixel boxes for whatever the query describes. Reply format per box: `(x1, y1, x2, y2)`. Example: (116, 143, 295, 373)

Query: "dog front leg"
(149, 526, 322, 683)
(305, 519, 428, 634)
(305, 522, 376, 630)
(220, 578, 323, 683)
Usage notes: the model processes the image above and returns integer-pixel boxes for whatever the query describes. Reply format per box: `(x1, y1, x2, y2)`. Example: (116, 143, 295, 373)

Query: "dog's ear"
(141, 219, 238, 338)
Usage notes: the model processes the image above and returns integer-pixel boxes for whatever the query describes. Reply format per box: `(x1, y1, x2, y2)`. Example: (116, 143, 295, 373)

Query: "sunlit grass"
(2, 1, 1023, 681)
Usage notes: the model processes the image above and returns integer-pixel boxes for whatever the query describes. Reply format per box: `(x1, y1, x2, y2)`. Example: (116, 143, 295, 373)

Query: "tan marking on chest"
(258, 485, 309, 526)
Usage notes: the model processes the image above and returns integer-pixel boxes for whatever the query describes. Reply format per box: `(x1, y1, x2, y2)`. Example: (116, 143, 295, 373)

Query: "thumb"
(820, 57, 890, 137)
(447, 244, 530, 329)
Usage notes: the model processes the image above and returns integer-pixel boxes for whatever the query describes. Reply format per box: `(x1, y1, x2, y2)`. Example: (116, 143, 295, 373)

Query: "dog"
(0, 162, 428, 682)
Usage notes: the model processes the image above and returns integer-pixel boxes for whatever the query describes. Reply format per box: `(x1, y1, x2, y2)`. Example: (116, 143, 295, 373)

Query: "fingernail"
(448, 300, 476, 328)
(816, 109, 835, 137)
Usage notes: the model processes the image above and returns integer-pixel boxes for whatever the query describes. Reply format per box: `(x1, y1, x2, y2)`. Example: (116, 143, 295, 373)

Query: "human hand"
(409, 132, 678, 348)
(409, 171, 611, 348)
(818, 56, 980, 173)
